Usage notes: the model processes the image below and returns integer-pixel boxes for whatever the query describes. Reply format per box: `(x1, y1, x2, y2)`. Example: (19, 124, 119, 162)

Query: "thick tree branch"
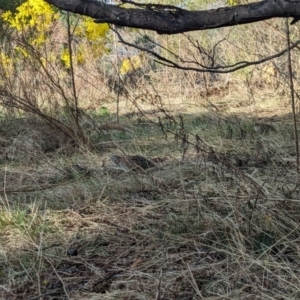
(44, 0, 300, 34)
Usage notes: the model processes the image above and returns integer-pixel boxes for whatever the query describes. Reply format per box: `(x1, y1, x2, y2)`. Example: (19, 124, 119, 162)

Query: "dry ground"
(1, 91, 300, 300)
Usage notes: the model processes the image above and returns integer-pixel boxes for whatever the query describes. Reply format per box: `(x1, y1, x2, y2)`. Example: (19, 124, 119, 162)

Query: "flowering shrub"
(60, 45, 85, 68)
(1, 0, 109, 66)
(2, 0, 59, 47)
(0, 52, 14, 76)
(120, 55, 143, 76)
(60, 16, 109, 66)
(75, 17, 109, 43)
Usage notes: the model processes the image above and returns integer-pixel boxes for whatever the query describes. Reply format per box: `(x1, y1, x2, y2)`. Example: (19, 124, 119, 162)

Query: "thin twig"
(285, 18, 299, 173)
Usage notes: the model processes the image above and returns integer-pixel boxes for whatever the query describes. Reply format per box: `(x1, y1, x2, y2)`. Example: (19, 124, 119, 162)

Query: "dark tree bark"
(44, 0, 300, 34)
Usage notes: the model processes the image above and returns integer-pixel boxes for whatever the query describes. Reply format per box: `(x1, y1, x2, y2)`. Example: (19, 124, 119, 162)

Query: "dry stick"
(112, 24, 120, 123)
(248, 181, 267, 235)
(285, 18, 300, 173)
(44, 256, 70, 300)
(66, 12, 83, 143)
(67, 12, 78, 121)
(2, 166, 10, 209)
(155, 270, 163, 300)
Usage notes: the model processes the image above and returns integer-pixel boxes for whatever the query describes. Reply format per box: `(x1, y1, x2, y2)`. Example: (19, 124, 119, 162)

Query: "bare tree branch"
(44, 0, 300, 34)
(113, 27, 300, 73)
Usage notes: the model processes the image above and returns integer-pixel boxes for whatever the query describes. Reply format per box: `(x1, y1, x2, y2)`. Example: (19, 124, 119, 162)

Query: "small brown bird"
(110, 155, 156, 171)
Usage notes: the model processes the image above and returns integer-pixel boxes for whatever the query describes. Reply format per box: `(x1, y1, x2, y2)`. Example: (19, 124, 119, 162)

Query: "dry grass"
(0, 92, 300, 300)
